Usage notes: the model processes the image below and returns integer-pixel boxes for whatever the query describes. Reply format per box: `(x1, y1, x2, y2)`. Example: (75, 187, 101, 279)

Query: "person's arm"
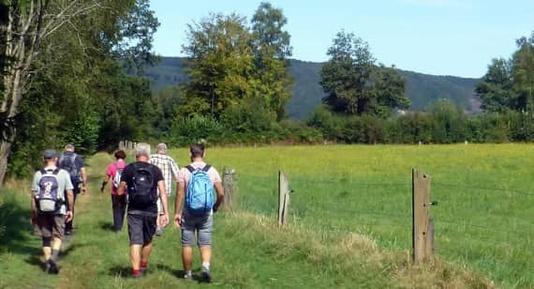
(80, 167, 88, 194)
(158, 180, 169, 227)
(100, 175, 110, 193)
(170, 159, 180, 181)
(65, 189, 74, 222)
(117, 181, 127, 196)
(30, 172, 39, 223)
(213, 182, 225, 212)
(174, 181, 185, 228)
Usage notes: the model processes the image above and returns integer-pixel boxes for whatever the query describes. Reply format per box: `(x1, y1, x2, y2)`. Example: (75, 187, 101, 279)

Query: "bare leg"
(43, 246, 52, 260)
(141, 242, 153, 265)
(182, 246, 193, 272)
(130, 245, 142, 270)
(200, 246, 212, 265)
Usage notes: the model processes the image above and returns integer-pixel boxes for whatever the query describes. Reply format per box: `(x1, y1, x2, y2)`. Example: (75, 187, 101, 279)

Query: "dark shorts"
(127, 213, 157, 245)
(37, 214, 65, 240)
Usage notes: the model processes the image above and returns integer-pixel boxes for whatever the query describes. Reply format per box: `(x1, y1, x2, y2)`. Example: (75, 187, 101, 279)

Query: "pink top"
(106, 159, 126, 195)
(178, 161, 222, 189)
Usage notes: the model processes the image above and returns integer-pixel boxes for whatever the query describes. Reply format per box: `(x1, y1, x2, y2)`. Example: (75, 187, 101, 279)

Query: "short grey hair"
(135, 143, 151, 157)
(65, 144, 75, 152)
(156, 143, 167, 154)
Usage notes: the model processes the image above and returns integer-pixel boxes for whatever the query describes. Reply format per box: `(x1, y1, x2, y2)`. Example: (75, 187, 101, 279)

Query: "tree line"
(1, 1, 534, 181)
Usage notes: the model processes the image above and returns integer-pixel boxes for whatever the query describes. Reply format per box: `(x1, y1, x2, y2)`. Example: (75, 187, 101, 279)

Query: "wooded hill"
(143, 57, 480, 119)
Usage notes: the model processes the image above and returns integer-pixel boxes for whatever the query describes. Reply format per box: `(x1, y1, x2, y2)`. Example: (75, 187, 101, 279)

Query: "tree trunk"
(0, 140, 12, 185)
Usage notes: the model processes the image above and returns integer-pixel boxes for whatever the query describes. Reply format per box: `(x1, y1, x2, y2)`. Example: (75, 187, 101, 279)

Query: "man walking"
(175, 143, 224, 282)
(117, 143, 169, 278)
(31, 149, 74, 274)
(101, 150, 128, 231)
(58, 144, 87, 235)
(149, 143, 180, 236)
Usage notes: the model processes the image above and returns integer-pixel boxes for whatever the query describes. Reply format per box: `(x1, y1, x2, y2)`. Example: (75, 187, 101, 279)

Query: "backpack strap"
(202, 165, 211, 172)
(40, 169, 47, 175)
(186, 165, 195, 173)
(52, 168, 60, 175)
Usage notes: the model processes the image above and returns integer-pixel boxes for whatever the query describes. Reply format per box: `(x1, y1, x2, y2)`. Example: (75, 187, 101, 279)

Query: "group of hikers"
(31, 142, 224, 282)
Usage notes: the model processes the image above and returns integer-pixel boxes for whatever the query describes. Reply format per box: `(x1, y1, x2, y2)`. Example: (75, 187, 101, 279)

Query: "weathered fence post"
(278, 170, 290, 226)
(222, 167, 236, 211)
(412, 168, 434, 263)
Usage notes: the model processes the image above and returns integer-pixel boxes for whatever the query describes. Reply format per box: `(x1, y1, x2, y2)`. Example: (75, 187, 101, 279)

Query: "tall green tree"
(477, 32, 534, 113)
(5, 0, 159, 177)
(182, 13, 255, 118)
(251, 2, 293, 120)
(512, 33, 534, 112)
(320, 31, 408, 116)
(475, 58, 514, 112)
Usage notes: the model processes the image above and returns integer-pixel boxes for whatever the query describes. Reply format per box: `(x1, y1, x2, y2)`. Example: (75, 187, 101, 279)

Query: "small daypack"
(59, 153, 80, 184)
(128, 164, 157, 209)
(112, 164, 124, 189)
(185, 165, 215, 216)
(35, 169, 63, 213)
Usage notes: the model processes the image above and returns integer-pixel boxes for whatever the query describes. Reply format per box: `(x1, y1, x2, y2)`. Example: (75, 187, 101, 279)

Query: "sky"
(149, 0, 534, 78)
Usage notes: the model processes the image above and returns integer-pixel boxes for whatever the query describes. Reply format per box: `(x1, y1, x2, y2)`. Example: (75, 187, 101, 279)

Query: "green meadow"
(1, 144, 532, 289)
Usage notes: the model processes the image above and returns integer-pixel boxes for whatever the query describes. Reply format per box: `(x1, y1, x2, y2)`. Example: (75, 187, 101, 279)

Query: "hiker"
(117, 143, 169, 278)
(174, 143, 224, 282)
(149, 143, 180, 236)
(58, 144, 87, 235)
(100, 150, 128, 231)
(31, 149, 74, 274)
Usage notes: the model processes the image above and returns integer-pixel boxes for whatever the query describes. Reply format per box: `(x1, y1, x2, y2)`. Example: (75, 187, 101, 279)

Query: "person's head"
(114, 150, 126, 160)
(190, 143, 205, 161)
(43, 149, 58, 166)
(64, 144, 75, 152)
(156, 143, 168, 155)
(135, 143, 151, 162)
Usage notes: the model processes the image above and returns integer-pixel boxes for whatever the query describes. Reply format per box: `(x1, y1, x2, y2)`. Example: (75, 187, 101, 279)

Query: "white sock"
(202, 262, 210, 270)
(185, 270, 192, 277)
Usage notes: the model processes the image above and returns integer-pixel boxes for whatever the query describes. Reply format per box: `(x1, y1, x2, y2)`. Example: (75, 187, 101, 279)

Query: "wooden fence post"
(278, 170, 290, 226)
(222, 168, 236, 211)
(412, 168, 434, 263)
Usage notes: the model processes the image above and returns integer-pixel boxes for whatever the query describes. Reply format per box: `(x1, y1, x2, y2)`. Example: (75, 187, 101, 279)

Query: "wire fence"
(264, 173, 534, 254)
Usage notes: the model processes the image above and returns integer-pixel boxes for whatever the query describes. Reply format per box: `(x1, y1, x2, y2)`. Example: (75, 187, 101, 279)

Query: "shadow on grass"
(98, 221, 116, 232)
(109, 265, 131, 277)
(0, 193, 35, 254)
(154, 264, 207, 282)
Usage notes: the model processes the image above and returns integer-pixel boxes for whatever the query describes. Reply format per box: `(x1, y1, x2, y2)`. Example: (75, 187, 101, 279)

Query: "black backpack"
(128, 164, 158, 209)
(59, 153, 81, 184)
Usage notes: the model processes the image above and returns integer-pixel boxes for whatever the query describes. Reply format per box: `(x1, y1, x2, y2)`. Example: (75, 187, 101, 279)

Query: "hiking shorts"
(127, 213, 157, 245)
(181, 211, 213, 247)
(37, 214, 65, 240)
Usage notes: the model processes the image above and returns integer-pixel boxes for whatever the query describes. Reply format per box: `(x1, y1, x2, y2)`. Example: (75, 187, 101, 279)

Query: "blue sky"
(149, 0, 534, 78)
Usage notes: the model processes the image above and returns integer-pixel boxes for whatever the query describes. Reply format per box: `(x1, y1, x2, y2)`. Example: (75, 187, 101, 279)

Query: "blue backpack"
(185, 165, 215, 215)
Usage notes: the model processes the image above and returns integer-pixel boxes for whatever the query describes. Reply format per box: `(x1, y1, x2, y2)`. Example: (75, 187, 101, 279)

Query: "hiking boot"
(200, 266, 212, 283)
(46, 259, 59, 274)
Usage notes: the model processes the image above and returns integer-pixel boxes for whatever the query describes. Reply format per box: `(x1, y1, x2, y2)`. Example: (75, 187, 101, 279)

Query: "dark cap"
(43, 149, 57, 159)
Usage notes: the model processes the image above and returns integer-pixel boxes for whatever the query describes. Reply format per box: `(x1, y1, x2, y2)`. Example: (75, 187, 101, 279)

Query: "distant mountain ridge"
(143, 57, 480, 119)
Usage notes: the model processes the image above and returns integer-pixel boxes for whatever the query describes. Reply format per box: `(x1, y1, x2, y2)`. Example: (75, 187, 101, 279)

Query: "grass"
(0, 144, 532, 288)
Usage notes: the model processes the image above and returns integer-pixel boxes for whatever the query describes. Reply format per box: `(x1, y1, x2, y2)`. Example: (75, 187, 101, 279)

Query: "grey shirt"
(32, 165, 74, 215)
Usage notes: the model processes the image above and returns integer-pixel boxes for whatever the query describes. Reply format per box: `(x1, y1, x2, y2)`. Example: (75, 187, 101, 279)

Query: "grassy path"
(0, 151, 500, 289)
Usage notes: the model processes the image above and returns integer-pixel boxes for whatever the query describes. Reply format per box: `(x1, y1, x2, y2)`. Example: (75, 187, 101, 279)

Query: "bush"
(169, 115, 224, 146)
